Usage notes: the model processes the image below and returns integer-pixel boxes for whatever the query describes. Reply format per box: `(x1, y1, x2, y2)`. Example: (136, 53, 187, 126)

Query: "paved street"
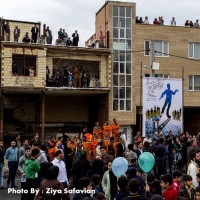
(0, 173, 21, 200)
(0, 172, 75, 200)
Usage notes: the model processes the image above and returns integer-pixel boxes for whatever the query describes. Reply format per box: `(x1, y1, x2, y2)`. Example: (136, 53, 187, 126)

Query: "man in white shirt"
(170, 17, 176, 26)
(187, 150, 200, 187)
(120, 131, 127, 146)
(194, 20, 200, 28)
(143, 134, 152, 145)
(143, 16, 149, 24)
(52, 149, 69, 188)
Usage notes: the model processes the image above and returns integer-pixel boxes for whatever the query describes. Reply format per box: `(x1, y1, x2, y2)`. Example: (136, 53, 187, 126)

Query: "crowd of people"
(46, 65, 100, 88)
(86, 31, 106, 49)
(55, 29, 79, 46)
(136, 16, 200, 28)
(1, 118, 200, 199)
(2, 21, 107, 48)
(136, 16, 174, 26)
(184, 19, 200, 28)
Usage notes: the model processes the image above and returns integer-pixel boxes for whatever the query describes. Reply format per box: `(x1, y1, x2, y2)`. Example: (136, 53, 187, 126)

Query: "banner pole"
(140, 62, 143, 135)
(182, 66, 184, 133)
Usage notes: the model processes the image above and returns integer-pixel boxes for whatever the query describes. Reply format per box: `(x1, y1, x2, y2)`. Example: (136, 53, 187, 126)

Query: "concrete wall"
(97, 1, 136, 125)
(1, 46, 46, 88)
(1, 20, 40, 43)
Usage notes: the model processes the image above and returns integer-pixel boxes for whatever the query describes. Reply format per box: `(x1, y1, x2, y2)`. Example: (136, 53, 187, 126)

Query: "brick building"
(0, 18, 110, 143)
(94, 1, 200, 137)
(1, 1, 200, 144)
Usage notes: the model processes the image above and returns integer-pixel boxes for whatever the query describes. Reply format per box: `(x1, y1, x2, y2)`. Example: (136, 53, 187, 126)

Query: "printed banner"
(142, 77, 183, 136)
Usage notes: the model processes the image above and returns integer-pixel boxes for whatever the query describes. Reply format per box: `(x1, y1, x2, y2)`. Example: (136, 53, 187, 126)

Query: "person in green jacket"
(25, 148, 40, 200)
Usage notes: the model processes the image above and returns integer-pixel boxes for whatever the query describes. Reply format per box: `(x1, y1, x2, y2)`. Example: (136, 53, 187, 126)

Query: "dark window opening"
(47, 59, 100, 88)
(12, 54, 37, 76)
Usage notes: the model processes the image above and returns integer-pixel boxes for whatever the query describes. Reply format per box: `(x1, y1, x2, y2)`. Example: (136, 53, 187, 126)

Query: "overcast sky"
(1, 0, 200, 46)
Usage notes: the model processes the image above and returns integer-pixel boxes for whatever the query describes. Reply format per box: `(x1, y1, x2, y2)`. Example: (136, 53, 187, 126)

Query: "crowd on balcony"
(136, 16, 200, 28)
(86, 31, 106, 49)
(55, 28, 79, 46)
(46, 65, 100, 88)
(2, 21, 107, 48)
(12, 62, 36, 77)
(185, 19, 200, 28)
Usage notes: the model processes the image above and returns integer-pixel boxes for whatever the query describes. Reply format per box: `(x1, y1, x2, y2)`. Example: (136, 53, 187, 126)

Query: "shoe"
(0, 186, 7, 189)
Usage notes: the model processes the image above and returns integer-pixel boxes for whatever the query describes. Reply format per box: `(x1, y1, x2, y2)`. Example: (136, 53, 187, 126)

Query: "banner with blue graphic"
(142, 77, 183, 136)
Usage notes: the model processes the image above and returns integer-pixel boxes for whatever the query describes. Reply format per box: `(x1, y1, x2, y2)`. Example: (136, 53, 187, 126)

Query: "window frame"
(188, 42, 200, 59)
(144, 40, 169, 57)
(112, 5, 132, 112)
(12, 54, 37, 77)
(188, 75, 200, 91)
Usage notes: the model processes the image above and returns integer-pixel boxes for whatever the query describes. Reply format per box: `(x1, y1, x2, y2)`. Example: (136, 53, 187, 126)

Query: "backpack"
(154, 145, 166, 158)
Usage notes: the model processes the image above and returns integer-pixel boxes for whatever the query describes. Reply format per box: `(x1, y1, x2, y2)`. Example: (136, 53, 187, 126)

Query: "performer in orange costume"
(103, 121, 112, 139)
(103, 138, 110, 150)
(48, 136, 56, 161)
(82, 141, 92, 160)
(85, 133, 93, 142)
(82, 133, 92, 160)
(112, 118, 120, 138)
(91, 135, 99, 159)
(93, 122, 102, 139)
(134, 131, 143, 144)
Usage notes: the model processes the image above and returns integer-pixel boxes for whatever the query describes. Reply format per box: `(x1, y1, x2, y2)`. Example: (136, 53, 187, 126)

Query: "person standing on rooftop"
(171, 17, 176, 26)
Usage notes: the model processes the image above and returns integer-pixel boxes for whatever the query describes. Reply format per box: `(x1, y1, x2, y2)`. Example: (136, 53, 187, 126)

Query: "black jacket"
(108, 142, 115, 156)
(179, 185, 195, 200)
(0, 148, 5, 163)
(116, 142, 126, 157)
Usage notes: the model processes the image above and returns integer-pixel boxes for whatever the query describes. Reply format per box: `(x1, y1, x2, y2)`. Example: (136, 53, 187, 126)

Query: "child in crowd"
(172, 170, 183, 195)
(179, 175, 195, 200)
(68, 69, 73, 87)
(170, 147, 178, 173)
(115, 176, 129, 200)
(147, 173, 162, 197)
(196, 173, 200, 187)
(196, 186, 200, 200)
(160, 174, 178, 200)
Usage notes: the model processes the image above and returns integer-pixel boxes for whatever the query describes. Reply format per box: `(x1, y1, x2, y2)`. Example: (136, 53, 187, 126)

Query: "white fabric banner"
(142, 77, 183, 136)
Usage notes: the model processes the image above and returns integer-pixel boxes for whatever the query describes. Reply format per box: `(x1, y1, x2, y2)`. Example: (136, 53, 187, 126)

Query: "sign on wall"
(142, 77, 183, 136)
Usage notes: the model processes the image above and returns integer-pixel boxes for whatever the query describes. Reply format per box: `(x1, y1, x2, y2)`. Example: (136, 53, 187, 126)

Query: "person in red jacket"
(172, 170, 183, 196)
(161, 174, 178, 200)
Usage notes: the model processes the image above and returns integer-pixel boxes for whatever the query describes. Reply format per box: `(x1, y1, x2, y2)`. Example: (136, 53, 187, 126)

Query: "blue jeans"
(0, 163, 4, 187)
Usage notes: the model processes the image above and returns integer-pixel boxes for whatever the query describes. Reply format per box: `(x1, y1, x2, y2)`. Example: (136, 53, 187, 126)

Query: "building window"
(112, 6, 132, 111)
(188, 43, 200, 59)
(144, 40, 169, 57)
(189, 75, 200, 91)
(12, 54, 37, 76)
(145, 74, 170, 78)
